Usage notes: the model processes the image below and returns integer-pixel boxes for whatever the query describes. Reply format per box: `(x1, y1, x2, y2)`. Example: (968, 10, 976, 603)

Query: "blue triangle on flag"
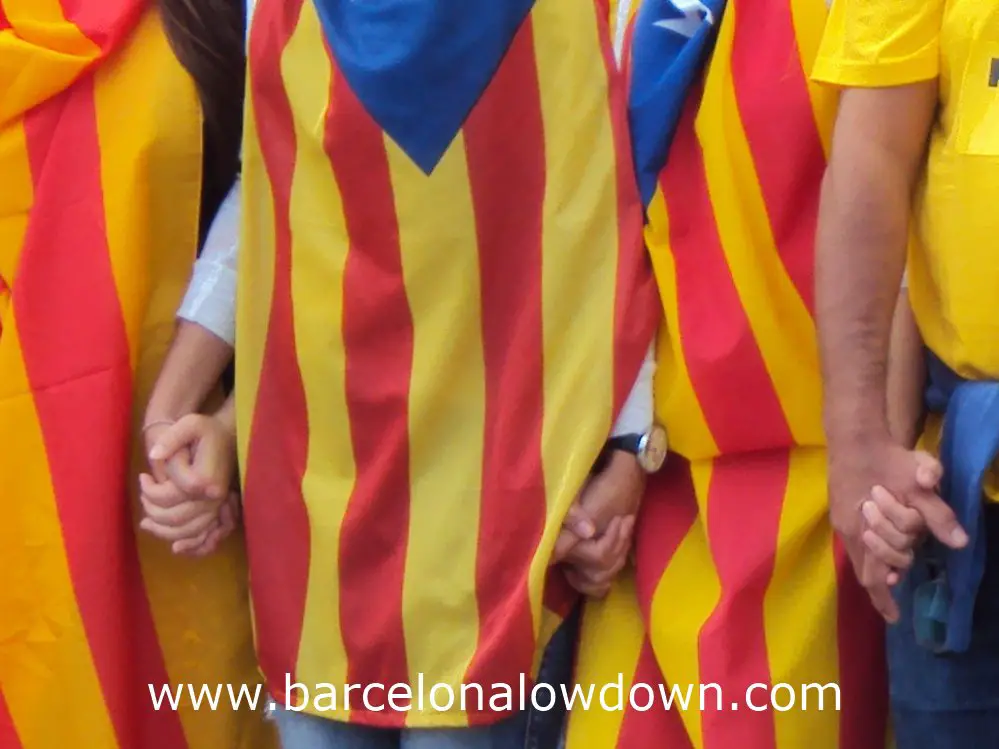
(313, 0, 537, 174)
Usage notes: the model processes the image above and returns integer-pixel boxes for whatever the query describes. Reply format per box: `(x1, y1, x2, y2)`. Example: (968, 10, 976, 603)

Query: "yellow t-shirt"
(814, 0, 999, 380)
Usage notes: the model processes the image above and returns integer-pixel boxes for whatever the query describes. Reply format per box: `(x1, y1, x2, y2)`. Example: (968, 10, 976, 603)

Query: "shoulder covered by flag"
(628, 0, 727, 206)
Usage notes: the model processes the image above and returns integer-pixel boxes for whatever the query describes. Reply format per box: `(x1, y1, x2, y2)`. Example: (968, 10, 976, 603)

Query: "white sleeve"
(176, 180, 240, 346)
(611, 339, 656, 437)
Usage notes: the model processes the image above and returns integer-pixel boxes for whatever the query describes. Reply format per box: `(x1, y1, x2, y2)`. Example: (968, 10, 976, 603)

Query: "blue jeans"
(888, 505, 999, 748)
(272, 609, 578, 749)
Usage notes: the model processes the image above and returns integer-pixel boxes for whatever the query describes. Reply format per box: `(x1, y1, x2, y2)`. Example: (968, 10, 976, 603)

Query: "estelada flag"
(237, 0, 659, 728)
(567, 0, 891, 747)
(0, 3, 271, 748)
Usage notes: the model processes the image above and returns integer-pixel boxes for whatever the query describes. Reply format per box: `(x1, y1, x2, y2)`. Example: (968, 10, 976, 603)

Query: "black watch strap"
(606, 434, 643, 456)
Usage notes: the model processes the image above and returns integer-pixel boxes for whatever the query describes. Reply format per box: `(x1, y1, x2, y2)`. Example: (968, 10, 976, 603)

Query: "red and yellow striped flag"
(236, 0, 659, 729)
(567, 1, 891, 747)
(0, 3, 272, 748)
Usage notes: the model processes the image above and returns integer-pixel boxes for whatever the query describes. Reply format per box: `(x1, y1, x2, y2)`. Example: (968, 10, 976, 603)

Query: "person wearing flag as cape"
(0, 0, 272, 748)
(814, 0, 999, 746)
(566, 0, 892, 746)
(136, 0, 662, 746)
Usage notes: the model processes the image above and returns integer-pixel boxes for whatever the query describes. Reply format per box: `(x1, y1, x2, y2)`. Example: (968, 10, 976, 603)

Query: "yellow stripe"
(93, 6, 201, 367)
(788, 0, 836, 154)
(762, 448, 840, 747)
(386, 130, 486, 714)
(532, 0, 619, 626)
(235, 15, 279, 488)
(646, 187, 717, 459)
(648, 461, 721, 749)
(279, 4, 352, 707)
(696, 3, 823, 447)
(566, 573, 646, 748)
(0, 121, 32, 289)
(0, 327, 117, 748)
(93, 11, 271, 749)
(0, 0, 101, 127)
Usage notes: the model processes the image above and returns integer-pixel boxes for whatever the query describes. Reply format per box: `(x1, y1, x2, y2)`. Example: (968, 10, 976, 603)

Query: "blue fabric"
(914, 353, 999, 653)
(887, 506, 999, 748)
(629, 0, 727, 206)
(312, 0, 535, 174)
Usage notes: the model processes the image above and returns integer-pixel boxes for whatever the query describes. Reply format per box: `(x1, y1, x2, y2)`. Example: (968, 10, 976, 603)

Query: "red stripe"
(729, 0, 824, 316)
(660, 94, 793, 454)
(634, 461, 699, 623)
(326, 72, 413, 725)
(58, 0, 143, 54)
(0, 691, 23, 749)
(696, 451, 788, 748)
(615, 640, 693, 749)
(461, 20, 547, 720)
(834, 539, 889, 749)
(19, 79, 185, 749)
(240, 0, 311, 700)
(0, 2, 10, 31)
(596, 1, 660, 413)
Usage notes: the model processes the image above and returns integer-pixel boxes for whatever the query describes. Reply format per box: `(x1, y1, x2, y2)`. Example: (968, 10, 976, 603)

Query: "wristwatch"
(605, 424, 668, 473)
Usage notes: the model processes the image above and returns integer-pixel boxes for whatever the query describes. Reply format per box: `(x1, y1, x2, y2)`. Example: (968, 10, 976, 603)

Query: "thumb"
(911, 491, 969, 550)
(149, 415, 203, 463)
(912, 451, 943, 490)
(562, 502, 596, 541)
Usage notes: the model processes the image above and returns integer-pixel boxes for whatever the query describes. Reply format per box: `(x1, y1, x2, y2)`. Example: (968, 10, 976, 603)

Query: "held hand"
(860, 484, 925, 583)
(553, 450, 646, 596)
(138, 412, 239, 556)
(829, 439, 966, 623)
(148, 413, 237, 501)
(562, 515, 636, 598)
(138, 472, 225, 552)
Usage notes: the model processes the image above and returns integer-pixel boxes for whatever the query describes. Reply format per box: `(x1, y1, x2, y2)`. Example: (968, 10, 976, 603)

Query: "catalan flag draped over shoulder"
(237, 0, 659, 728)
(0, 3, 270, 748)
(567, 1, 891, 747)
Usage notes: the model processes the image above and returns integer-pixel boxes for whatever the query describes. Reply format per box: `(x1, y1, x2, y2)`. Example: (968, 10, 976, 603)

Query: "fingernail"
(148, 446, 164, 461)
(576, 520, 595, 539)
(952, 527, 969, 547)
(861, 501, 876, 522)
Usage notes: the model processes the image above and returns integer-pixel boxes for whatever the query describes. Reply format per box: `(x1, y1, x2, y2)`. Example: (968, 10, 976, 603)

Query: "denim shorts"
(888, 505, 999, 748)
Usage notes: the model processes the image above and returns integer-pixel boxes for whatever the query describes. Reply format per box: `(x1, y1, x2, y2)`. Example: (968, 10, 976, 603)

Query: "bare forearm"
(817, 162, 909, 443)
(886, 289, 924, 448)
(817, 86, 935, 448)
(145, 321, 234, 425)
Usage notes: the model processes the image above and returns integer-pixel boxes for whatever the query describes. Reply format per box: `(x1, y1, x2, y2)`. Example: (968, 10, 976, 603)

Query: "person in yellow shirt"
(814, 1, 999, 745)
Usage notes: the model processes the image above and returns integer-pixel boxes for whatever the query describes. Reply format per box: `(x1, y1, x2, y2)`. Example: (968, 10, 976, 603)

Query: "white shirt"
(177, 0, 655, 437)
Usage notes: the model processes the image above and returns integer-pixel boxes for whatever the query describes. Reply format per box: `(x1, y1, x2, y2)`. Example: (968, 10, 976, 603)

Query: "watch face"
(638, 426, 668, 473)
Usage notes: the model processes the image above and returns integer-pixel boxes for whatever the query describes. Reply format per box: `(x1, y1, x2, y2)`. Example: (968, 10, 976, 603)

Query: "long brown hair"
(158, 0, 245, 233)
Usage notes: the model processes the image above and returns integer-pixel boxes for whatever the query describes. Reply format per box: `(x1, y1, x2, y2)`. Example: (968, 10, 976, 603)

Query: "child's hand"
(139, 413, 238, 555)
(861, 484, 926, 585)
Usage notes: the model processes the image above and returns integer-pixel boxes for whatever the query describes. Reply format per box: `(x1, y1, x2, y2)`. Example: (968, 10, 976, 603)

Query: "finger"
(552, 528, 582, 564)
(862, 557, 900, 623)
(564, 567, 611, 599)
(912, 451, 943, 490)
(870, 485, 925, 536)
(562, 502, 596, 541)
(139, 511, 218, 542)
(138, 474, 189, 509)
(909, 492, 969, 549)
(165, 453, 212, 498)
(861, 497, 916, 551)
(171, 528, 213, 556)
(862, 528, 914, 570)
(566, 517, 622, 569)
(189, 435, 230, 500)
(148, 415, 205, 462)
(142, 495, 217, 528)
